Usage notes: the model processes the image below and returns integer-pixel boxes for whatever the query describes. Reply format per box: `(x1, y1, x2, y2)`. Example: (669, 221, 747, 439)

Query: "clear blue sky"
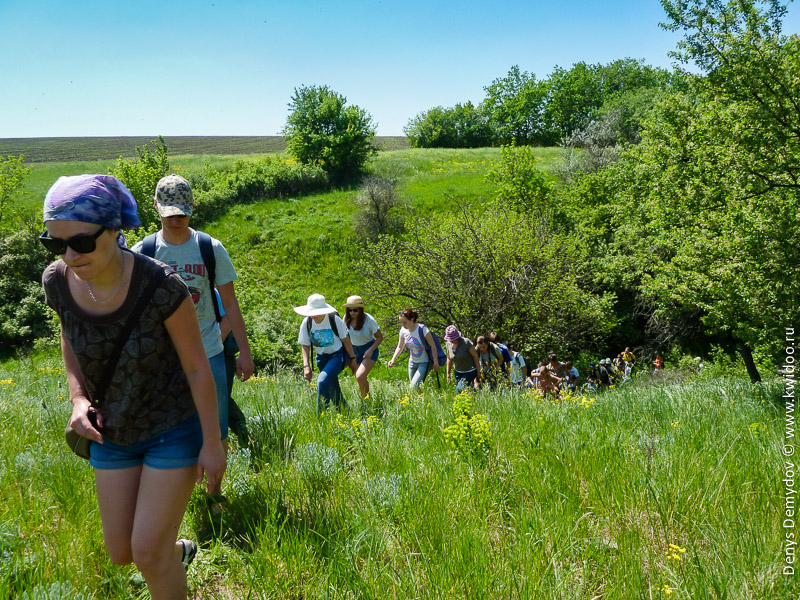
(1, 0, 798, 137)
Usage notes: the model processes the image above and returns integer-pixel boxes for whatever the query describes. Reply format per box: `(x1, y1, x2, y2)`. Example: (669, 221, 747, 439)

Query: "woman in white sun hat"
(343, 295, 383, 400)
(296, 293, 358, 412)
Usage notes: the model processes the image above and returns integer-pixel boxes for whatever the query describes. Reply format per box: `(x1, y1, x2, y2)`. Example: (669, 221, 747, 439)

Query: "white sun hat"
(293, 293, 337, 317)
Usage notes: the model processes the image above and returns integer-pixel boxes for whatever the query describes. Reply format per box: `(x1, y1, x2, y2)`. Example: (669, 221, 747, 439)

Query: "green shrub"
(0, 224, 56, 354)
(0, 155, 31, 225)
(186, 156, 329, 227)
(244, 306, 298, 370)
(107, 136, 170, 228)
(404, 102, 494, 148)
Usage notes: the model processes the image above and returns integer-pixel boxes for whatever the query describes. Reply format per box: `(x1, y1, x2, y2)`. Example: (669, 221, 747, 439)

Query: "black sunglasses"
(39, 226, 106, 255)
(348, 308, 362, 313)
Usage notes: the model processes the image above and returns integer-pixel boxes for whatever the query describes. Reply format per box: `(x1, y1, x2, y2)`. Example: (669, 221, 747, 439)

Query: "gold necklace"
(85, 252, 126, 304)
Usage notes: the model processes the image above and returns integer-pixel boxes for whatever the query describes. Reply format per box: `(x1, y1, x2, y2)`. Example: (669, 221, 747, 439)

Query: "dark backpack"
(417, 325, 447, 365)
(497, 343, 512, 373)
(139, 231, 222, 323)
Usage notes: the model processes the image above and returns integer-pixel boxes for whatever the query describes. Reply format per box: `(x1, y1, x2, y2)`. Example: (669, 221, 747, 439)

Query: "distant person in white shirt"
(296, 294, 358, 412)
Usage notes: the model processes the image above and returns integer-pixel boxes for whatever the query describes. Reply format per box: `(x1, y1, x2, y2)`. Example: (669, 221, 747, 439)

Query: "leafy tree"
(0, 155, 31, 225)
(359, 205, 614, 357)
(404, 102, 493, 148)
(485, 145, 554, 214)
(404, 106, 452, 148)
(108, 136, 170, 228)
(482, 66, 552, 145)
(544, 62, 605, 139)
(566, 1, 800, 381)
(282, 85, 376, 181)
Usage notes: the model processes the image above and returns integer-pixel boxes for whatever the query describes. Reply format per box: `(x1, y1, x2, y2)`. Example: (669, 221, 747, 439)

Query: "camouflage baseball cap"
(154, 174, 194, 217)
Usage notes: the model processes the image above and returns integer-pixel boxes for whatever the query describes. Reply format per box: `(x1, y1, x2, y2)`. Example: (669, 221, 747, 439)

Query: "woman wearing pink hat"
(443, 325, 482, 392)
(343, 295, 383, 399)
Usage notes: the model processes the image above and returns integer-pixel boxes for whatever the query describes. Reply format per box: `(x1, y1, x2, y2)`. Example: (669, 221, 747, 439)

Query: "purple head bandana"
(43, 174, 141, 232)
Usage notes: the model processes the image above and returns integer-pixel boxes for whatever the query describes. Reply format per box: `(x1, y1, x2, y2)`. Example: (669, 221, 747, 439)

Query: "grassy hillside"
(198, 147, 563, 371)
(13, 146, 562, 371)
(0, 353, 789, 599)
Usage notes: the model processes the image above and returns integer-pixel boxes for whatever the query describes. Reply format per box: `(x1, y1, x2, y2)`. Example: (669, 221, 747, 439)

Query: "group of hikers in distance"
(294, 295, 664, 409)
(38, 170, 670, 599)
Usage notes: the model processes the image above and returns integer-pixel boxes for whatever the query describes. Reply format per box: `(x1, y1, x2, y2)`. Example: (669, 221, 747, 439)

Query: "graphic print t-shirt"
(298, 315, 348, 355)
(132, 229, 237, 358)
(402, 324, 430, 364)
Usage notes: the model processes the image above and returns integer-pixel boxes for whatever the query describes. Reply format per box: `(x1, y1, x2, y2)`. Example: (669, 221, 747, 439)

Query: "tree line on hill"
(403, 58, 685, 150)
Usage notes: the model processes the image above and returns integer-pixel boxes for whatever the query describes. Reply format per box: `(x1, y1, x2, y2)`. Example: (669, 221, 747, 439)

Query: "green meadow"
(0, 355, 790, 599)
(0, 142, 791, 598)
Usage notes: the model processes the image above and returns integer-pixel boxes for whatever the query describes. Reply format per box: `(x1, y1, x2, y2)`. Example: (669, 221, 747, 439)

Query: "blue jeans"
(454, 368, 478, 393)
(209, 351, 229, 440)
(408, 360, 430, 389)
(316, 351, 346, 412)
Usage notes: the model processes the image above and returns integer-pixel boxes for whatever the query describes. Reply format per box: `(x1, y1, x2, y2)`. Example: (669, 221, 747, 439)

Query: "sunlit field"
(0, 352, 791, 599)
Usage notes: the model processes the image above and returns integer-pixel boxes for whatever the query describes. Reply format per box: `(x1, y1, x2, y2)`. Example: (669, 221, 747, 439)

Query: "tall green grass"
(0, 352, 791, 599)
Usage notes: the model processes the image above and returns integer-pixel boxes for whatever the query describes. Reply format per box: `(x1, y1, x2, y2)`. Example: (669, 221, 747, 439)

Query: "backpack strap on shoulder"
(329, 313, 338, 337)
(197, 232, 221, 323)
(140, 233, 158, 258)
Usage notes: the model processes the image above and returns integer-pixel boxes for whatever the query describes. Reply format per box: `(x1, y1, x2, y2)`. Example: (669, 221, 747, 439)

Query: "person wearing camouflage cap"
(132, 174, 254, 505)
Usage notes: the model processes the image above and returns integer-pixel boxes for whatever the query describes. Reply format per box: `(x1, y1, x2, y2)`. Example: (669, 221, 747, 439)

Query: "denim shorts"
(354, 341, 379, 364)
(89, 413, 203, 470)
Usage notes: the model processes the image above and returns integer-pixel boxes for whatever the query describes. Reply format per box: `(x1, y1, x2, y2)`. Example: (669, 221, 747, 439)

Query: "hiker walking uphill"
(296, 294, 358, 412)
(132, 174, 253, 505)
(40, 174, 224, 599)
(444, 326, 482, 392)
(387, 309, 440, 389)
(475, 335, 504, 387)
(343, 295, 383, 400)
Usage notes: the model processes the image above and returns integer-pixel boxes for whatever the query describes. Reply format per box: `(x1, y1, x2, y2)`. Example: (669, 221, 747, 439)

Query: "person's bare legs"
(132, 465, 197, 599)
(94, 466, 143, 566)
(96, 465, 197, 600)
(355, 359, 376, 399)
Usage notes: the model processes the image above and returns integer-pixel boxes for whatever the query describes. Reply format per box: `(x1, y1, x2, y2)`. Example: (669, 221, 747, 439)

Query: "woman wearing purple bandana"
(40, 174, 225, 599)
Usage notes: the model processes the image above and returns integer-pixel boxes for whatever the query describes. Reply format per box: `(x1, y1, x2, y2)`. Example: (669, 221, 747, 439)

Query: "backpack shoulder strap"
(196, 231, 221, 323)
(140, 233, 158, 258)
(417, 324, 432, 358)
(329, 313, 339, 338)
